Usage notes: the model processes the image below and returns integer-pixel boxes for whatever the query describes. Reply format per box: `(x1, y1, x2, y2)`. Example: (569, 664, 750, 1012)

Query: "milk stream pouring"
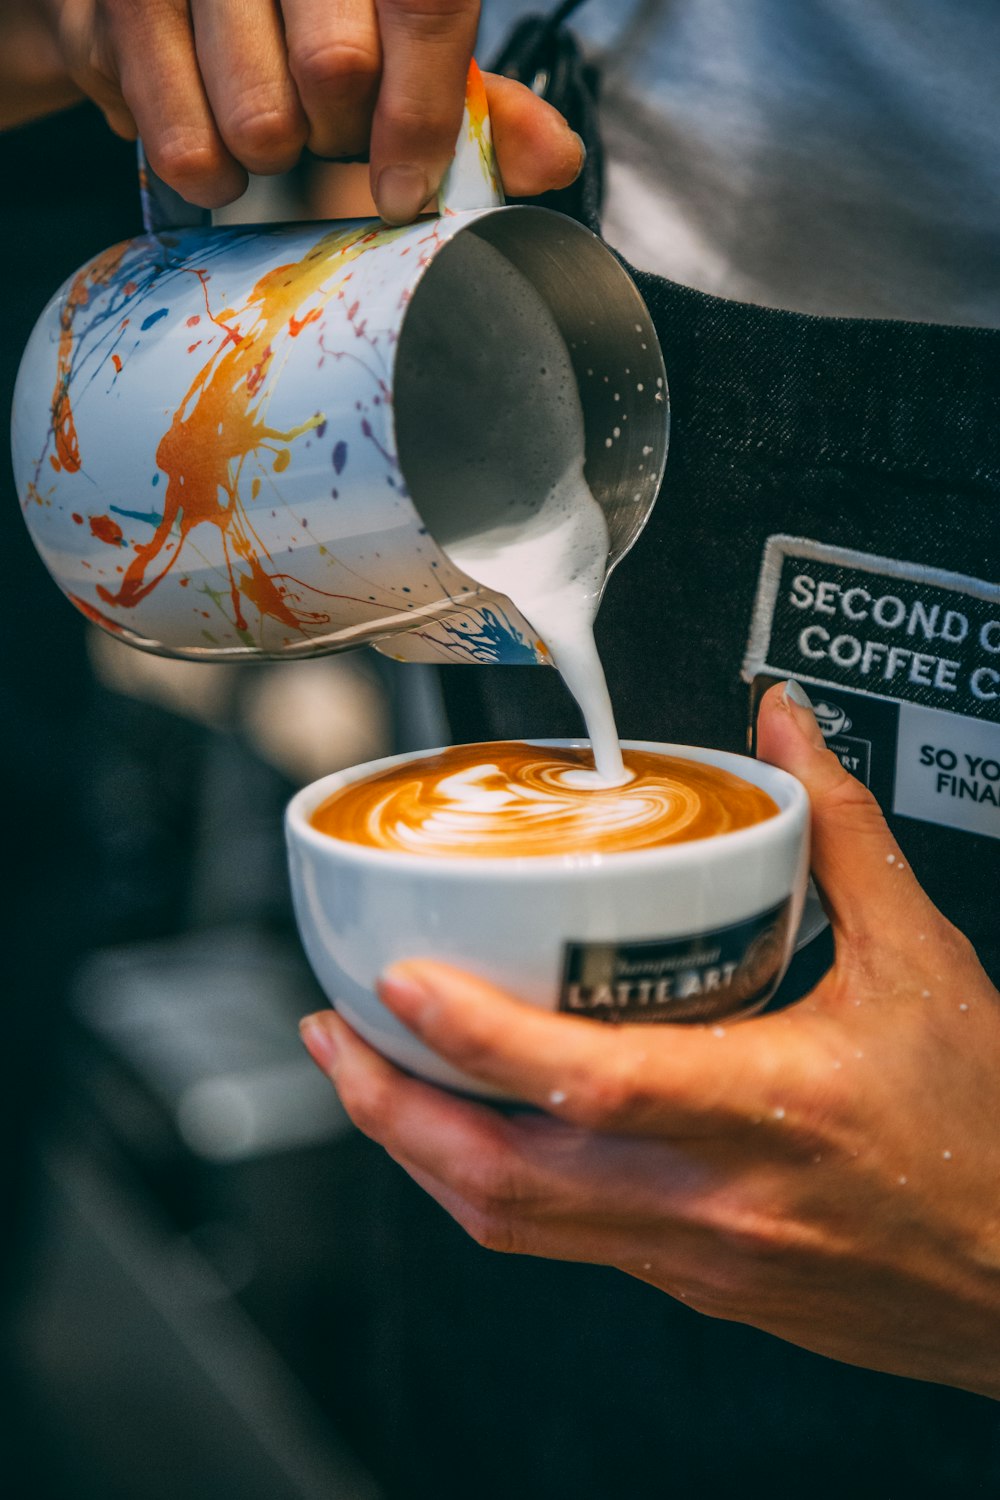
(12, 66, 668, 777)
(393, 231, 627, 785)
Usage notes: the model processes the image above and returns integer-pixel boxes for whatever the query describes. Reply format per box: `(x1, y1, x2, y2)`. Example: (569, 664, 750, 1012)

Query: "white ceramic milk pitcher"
(12, 65, 668, 668)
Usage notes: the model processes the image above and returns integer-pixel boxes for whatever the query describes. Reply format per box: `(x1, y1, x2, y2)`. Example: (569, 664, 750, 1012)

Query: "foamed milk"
(394, 232, 629, 786)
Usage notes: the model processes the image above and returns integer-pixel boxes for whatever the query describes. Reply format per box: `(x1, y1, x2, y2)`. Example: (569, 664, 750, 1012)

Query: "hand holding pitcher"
(12, 62, 666, 670)
(34, 0, 583, 217)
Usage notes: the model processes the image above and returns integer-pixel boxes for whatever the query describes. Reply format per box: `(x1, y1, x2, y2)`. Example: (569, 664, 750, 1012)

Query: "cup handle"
(138, 59, 503, 235)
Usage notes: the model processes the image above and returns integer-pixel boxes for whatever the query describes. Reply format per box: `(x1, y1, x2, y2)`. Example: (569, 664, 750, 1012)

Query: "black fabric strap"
(488, 10, 604, 233)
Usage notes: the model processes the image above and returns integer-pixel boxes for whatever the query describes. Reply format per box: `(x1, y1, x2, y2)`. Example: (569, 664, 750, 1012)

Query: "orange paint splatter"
(50, 456, 61, 472)
(52, 242, 128, 474)
(112, 353, 122, 373)
(289, 306, 322, 337)
(96, 221, 401, 638)
(450, 59, 501, 206)
(66, 592, 125, 633)
(273, 449, 291, 473)
(465, 59, 489, 133)
(89, 514, 124, 546)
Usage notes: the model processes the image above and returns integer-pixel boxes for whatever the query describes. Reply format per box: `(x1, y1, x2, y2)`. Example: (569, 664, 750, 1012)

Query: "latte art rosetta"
(310, 744, 779, 858)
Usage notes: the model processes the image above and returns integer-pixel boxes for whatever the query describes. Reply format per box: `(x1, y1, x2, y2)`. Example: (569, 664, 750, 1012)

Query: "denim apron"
(369, 13, 1000, 1497)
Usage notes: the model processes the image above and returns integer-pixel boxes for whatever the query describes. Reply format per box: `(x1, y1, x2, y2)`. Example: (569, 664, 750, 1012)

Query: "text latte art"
(311, 744, 779, 858)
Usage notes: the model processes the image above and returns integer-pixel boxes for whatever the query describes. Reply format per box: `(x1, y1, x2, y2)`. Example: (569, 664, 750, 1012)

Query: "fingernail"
(783, 679, 814, 710)
(376, 165, 430, 225)
(782, 679, 825, 747)
(570, 131, 587, 178)
(299, 1014, 339, 1073)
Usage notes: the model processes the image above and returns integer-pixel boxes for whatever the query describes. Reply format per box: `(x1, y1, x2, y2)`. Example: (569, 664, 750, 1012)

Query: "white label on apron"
(744, 535, 1000, 840)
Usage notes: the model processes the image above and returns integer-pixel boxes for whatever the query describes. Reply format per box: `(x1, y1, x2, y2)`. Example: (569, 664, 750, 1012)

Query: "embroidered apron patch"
(744, 536, 1000, 840)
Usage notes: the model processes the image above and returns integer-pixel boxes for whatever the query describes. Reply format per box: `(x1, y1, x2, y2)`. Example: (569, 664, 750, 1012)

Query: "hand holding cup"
(300, 682, 1000, 1401)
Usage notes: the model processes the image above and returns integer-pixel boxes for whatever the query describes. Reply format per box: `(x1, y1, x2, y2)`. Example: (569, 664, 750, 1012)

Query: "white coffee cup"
(285, 741, 811, 1099)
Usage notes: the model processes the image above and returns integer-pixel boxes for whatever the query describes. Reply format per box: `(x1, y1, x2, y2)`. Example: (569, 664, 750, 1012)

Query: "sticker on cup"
(559, 898, 795, 1025)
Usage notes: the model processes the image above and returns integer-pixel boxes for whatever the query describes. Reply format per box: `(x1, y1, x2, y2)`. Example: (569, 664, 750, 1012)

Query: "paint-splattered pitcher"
(12, 66, 668, 667)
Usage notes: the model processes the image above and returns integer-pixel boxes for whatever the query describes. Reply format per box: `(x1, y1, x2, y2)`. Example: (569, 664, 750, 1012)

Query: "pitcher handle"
(139, 58, 503, 235)
(436, 60, 504, 214)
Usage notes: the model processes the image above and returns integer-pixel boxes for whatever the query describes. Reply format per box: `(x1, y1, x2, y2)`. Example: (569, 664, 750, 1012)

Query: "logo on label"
(559, 899, 794, 1025)
(745, 537, 1000, 841)
(812, 700, 851, 737)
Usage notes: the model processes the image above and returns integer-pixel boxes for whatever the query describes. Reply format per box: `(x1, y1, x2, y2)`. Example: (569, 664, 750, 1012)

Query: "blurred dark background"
(0, 101, 450, 1500)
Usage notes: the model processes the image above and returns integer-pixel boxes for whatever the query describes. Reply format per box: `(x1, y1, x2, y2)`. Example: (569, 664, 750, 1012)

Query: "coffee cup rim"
(285, 739, 809, 877)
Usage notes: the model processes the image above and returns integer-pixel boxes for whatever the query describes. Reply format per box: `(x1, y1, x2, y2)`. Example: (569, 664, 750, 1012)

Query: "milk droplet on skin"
(943, 1150, 953, 1160)
(549, 1089, 568, 1106)
(886, 853, 896, 864)
(959, 1002, 969, 1011)
(772, 1106, 786, 1120)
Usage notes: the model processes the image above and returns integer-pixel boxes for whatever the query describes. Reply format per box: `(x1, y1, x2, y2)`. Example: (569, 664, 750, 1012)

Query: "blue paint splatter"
(332, 440, 347, 475)
(151, 474, 160, 486)
(140, 308, 169, 331)
(110, 504, 164, 527)
(438, 607, 539, 665)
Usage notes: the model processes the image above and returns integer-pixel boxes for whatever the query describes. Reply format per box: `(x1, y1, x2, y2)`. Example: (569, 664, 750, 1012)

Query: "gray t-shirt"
(479, 0, 1000, 327)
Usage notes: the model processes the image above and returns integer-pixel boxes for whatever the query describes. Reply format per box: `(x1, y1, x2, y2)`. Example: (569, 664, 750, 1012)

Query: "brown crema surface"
(310, 742, 778, 858)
